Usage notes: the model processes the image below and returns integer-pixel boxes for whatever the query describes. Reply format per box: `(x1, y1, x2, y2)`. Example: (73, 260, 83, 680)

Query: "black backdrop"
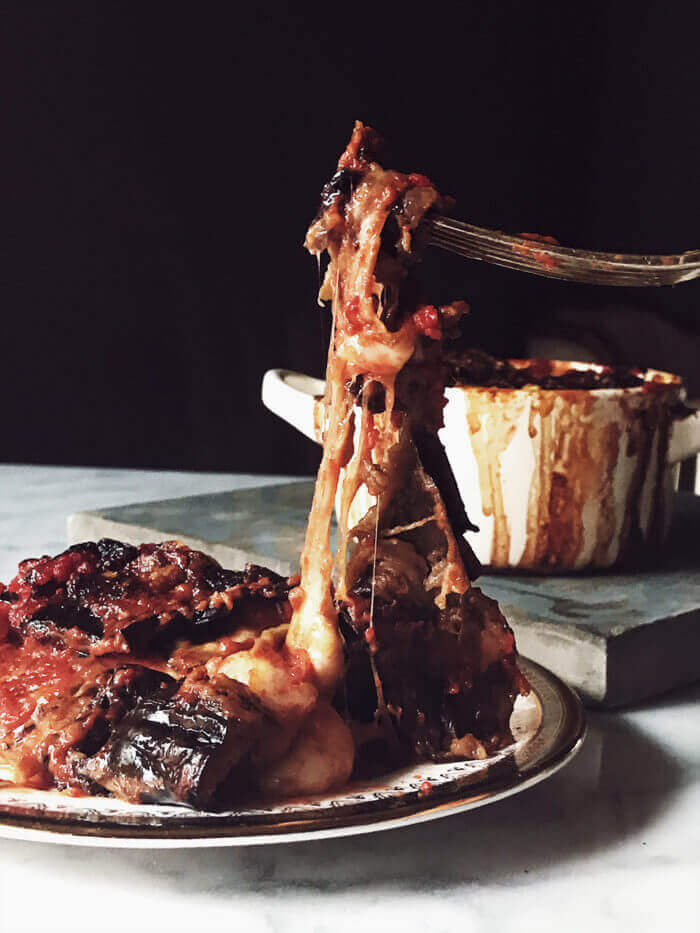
(3, 2, 699, 475)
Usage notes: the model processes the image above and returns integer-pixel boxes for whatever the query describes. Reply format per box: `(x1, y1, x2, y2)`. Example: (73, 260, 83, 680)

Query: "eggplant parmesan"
(448, 348, 646, 390)
(0, 541, 303, 804)
(0, 122, 526, 808)
(295, 121, 527, 769)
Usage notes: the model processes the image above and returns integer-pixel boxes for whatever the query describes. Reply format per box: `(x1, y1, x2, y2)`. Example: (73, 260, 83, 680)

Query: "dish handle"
(262, 369, 323, 443)
(263, 369, 700, 469)
(668, 401, 700, 464)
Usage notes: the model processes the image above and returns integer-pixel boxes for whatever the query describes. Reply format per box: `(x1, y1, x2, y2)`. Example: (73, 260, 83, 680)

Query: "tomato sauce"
(0, 637, 85, 734)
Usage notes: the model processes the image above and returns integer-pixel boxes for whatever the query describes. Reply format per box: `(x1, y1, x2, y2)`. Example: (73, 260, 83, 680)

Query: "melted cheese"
(286, 121, 470, 698)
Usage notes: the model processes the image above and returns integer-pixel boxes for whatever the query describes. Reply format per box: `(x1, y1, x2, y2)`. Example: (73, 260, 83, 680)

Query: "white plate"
(0, 657, 584, 847)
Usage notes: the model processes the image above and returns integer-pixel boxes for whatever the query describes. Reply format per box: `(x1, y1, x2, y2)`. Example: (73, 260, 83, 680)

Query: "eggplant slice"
(74, 674, 266, 807)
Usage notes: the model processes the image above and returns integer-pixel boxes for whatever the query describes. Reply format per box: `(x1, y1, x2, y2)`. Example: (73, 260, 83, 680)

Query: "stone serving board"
(67, 482, 700, 708)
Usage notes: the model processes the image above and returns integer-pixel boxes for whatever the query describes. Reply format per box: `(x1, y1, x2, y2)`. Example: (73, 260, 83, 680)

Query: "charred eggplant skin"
(75, 677, 265, 808)
(0, 539, 296, 804)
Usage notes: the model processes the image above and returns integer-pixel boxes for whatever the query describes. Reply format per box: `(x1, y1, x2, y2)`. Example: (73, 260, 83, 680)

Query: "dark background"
(3, 2, 699, 475)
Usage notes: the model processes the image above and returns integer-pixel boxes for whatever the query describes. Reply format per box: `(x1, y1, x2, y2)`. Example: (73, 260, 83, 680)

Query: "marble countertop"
(0, 464, 698, 932)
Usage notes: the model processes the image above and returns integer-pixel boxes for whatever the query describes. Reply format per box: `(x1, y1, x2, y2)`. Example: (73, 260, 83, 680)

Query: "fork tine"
(428, 228, 697, 286)
(429, 233, 684, 285)
(426, 217, 700, 287)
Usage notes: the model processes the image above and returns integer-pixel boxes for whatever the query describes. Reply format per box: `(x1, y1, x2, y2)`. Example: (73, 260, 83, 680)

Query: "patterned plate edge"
(0, 657, 585, 846)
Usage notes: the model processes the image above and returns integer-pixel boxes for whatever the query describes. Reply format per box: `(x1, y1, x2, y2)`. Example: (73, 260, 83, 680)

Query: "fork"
(424, 215, 700, 286)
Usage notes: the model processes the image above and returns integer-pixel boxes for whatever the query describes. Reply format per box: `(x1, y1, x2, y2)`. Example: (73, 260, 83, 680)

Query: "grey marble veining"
(69, 480, 700, 707)
(68, 480, 318, 576)
(0, 464, 292, 582)
(0, 465, 698, 932)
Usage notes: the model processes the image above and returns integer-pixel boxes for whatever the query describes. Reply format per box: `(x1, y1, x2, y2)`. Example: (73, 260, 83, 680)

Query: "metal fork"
(425, 215, 700, 286)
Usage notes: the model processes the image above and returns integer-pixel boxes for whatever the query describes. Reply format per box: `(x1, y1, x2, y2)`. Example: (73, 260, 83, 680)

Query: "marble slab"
(67, 483, 700, 708)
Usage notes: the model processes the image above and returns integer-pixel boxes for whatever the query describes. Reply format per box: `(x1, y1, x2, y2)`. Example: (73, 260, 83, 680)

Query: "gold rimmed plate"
(0, 658, 584, 847)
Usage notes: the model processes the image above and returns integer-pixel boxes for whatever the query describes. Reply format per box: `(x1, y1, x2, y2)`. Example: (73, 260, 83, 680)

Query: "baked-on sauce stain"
(459, 362, 681, 570)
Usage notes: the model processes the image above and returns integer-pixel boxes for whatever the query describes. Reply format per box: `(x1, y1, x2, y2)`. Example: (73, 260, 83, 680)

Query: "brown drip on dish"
(465, 388, 522, 566)
(462, 373, 680, 571)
